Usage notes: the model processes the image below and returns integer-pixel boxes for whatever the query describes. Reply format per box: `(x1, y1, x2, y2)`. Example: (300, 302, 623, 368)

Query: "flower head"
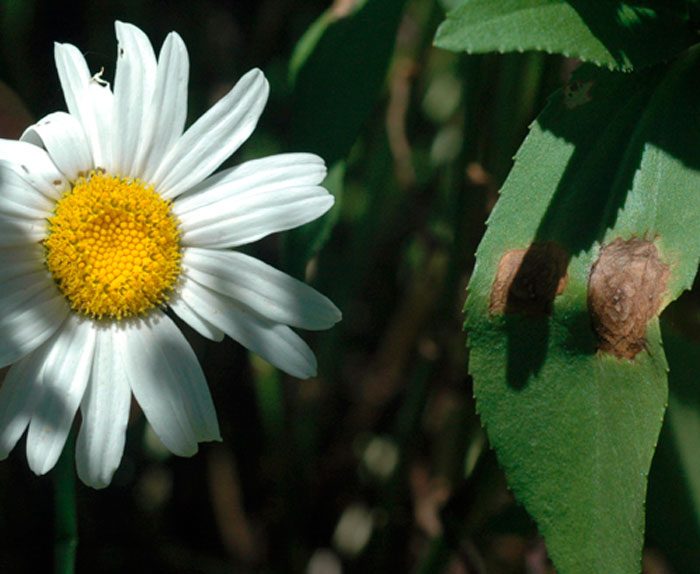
(0, 22, 340, 488)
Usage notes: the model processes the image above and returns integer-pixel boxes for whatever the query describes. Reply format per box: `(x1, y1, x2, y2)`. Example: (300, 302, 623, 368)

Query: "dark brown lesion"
(587, 238, 669, 360)
(489, 242, 569, 316)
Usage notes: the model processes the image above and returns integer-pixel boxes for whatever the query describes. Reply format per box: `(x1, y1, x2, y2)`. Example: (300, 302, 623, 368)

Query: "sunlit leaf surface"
(435, 0, 693, 71)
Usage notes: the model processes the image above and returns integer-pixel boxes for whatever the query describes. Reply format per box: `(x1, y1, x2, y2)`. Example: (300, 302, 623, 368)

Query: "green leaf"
(647, 321, 700, 573)
(282, 161, 344, 278)
(465, 49, 700, 573)
(283, 0, 407, 277)
(289, 0, 406, 165)
(435, 0, 694, 71)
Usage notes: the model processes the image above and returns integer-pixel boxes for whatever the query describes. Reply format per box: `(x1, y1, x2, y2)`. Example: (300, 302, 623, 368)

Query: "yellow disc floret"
(44, 171, 182, 320)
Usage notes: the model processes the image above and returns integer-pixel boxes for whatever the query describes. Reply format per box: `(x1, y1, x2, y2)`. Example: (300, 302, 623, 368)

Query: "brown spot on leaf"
(490, 242, 569, 316)
(588, 238, 669, 360)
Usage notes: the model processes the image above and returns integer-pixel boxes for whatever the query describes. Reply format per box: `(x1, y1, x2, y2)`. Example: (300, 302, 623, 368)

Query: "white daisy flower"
(0, 21, 340, 488)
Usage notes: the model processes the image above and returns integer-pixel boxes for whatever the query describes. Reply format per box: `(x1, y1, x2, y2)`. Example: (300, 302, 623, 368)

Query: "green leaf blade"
(435, 0, 694, 71)
(283, 0, 407, 277)
(289, 0, 407, 165)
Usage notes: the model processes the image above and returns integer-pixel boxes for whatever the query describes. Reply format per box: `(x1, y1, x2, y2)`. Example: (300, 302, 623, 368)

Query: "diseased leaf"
(435, 0, 694, 71)
(465, 50, 700, 573)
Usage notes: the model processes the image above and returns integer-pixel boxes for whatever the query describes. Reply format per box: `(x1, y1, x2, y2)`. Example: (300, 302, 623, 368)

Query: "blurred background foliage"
(0, 0, 698, 573)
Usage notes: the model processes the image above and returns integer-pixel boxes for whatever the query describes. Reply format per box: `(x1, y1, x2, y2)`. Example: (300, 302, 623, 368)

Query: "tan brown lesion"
(587, 238, 669, 360)
(489, 242, 569, 316)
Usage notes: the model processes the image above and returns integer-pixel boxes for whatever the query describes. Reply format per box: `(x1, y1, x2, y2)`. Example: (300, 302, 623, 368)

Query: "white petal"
(152, 68, 269, 199)
(136, 31, 189, 181)
(0, 283, 69, 368)
(0, 162, 55, 219)
(54, 42, 114, 167)
(21, 112, 93, 181)
(0, 244, 45, 281)
(0, 140, 68, 199)
(111, 21, 157, 177)
(179, 279, 317, 378)
(76, 325, 131, 489)
(87, 81, 114, 169)
(26, 316, 97, 475)
(183, 248, 341, 330)
(54, 42, 90, 116)
(173, 153, 327, 214)
(0, 214, 46, 245)
(169, 293, 225, 342)
(0, 342, 54, 459)
(121, 312, 220, 456)
(180, 186, 333, 248)
(0, 269, 53, 298)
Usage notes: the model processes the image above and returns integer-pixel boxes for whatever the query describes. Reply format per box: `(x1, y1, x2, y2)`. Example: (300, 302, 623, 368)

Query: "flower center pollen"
(44, 172, 182, 320)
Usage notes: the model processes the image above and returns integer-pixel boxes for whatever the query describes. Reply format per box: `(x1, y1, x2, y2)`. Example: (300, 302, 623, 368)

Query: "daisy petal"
(87, 81, 114, 169)
(0, 163, 55, 219)
(0, 244, 46, 282)
(180, 279, 317, 378)
(111, 21, 157, 176)
(173, 153, 327, 214)
(76, 325, 131, 489)
(21, 112, 93, 181)
(121, 312, 220, 456)
(0, 343, 53, 459)
(0, 285, 68, 369)
(26, 316, 97, 475)
(183, 248, 341, 330)
(0, 215, 46, 245)
(169, 293, 225, 342)
(152, 68, 269, 199)
(54, 42, 90, 115)
(0, 284, 69, 367)
(54, 42, 113, 167)
(180, 186, 333, 248)
(0, 269, 53, 300)
(136, 31, 189, 181)
(0, 141, 68, 199)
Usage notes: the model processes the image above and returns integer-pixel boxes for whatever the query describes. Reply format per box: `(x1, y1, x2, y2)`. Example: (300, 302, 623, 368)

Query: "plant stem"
(53, 435, 77, 574)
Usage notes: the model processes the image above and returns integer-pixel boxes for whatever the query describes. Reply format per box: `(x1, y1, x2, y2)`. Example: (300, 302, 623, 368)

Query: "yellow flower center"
(44, 171, 182, 320)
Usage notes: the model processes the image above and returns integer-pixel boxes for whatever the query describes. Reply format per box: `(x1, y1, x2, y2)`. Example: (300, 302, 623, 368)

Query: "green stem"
(53, 435, 77, 574)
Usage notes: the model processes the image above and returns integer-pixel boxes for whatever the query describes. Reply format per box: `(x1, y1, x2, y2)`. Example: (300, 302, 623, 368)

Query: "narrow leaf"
(284, 0, 407, 277)
(283, 161, 344, 278)
(289, 0, 406, 165)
